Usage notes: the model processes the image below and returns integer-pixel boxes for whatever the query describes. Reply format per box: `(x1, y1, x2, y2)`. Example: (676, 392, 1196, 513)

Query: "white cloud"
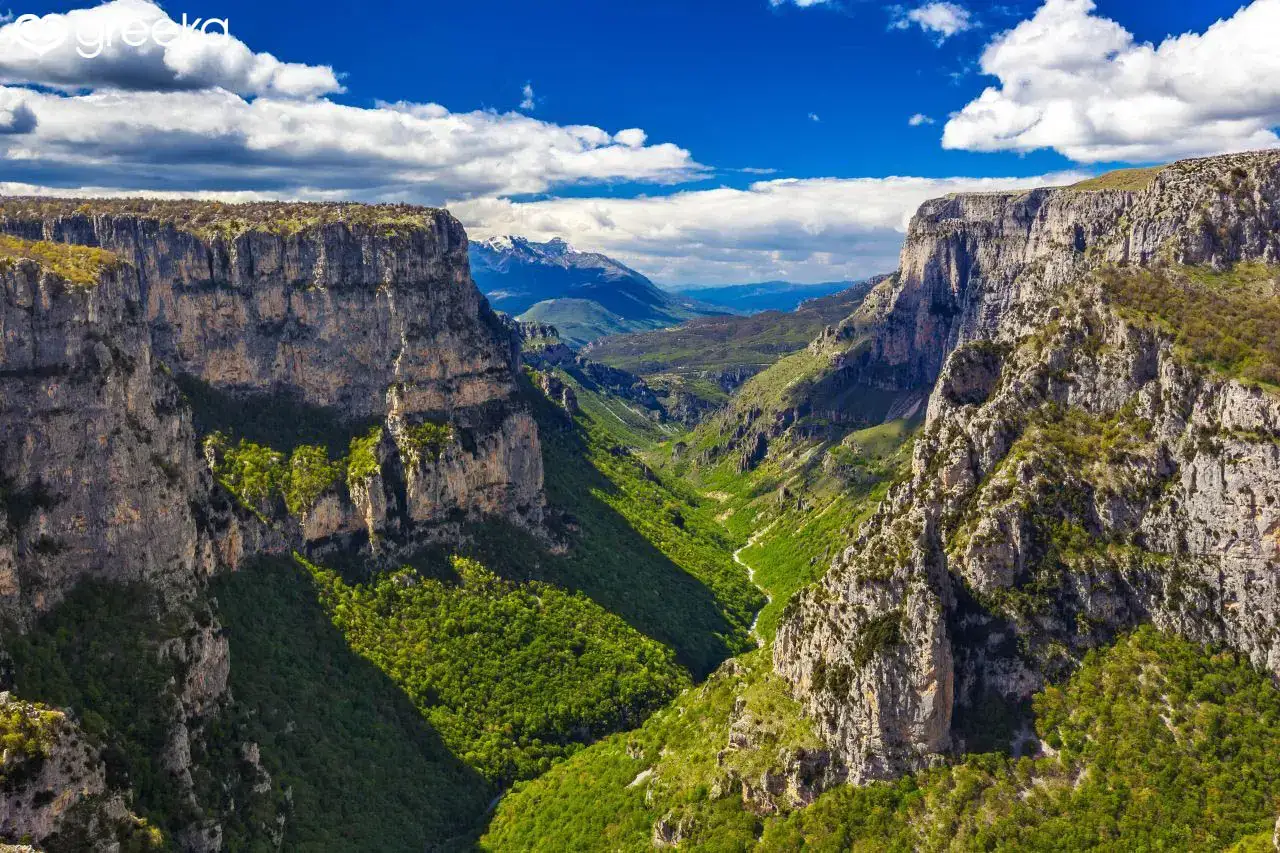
(520, 82, 535, 111)
(450, 171, 1085, 285)
(909, 113, 935, 126)
(0, 86, 704, 202)
(944, 0, 1280, 162)
(0, 0, 342, 98)
(890, 2, 974, 43)
(770, 0, 834, 7)
(808, 112, 821, 122)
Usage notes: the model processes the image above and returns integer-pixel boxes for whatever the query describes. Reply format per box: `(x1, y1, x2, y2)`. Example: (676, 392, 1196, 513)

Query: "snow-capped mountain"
(469, 235, 721, 345)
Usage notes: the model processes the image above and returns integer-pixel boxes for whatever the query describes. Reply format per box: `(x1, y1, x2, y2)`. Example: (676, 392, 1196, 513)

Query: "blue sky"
(0, 0, 1276, 282)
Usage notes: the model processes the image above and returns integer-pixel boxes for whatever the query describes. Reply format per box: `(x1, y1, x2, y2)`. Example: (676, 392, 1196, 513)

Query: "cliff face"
(775, 151, 1280, 783)
(0, 202, 544, 555)
(0, 201, 547, 849)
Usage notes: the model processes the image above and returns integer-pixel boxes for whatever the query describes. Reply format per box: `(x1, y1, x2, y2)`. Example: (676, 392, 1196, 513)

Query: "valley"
(2, 150, 1280, 853)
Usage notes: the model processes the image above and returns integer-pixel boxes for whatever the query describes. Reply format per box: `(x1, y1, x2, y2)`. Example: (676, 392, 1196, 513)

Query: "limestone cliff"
(0, 200, 546, 849)
(775, 151, 1280, 783)
(0, 200, 544, 557)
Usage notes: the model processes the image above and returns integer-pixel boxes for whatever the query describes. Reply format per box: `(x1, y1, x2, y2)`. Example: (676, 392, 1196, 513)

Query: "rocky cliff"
(775, 151, 1280, 784)
(0, 200, 546, 849)
(0, 201, 544, 558)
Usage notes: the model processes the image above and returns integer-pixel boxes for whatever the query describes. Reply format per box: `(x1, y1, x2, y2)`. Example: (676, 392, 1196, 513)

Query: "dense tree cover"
(761, 628, 1280, 852)
(212, 557, 491, 851)
(3, 583, 209, 847)
(481, 650, 818, 851)
(485, 629, 1280, 852)
(1101, 263, 1280, 389)
(461, 374, 763, 677)
(206, 435, 343, 519)
(300, 553, 689, 783)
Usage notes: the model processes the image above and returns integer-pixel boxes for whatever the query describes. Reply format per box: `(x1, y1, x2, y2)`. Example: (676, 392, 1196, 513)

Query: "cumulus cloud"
(0, 86, 704, 202)
(890, 2, 974, 42)
(770, 0, 833, 7)
(0, 0, 342, 98)
(909, 113, 935, 126)
(450, 171, 1085, 284)
(944, 0, 1280, 162)
(520, 82, 535, 111)
(808, 112, 821, 122)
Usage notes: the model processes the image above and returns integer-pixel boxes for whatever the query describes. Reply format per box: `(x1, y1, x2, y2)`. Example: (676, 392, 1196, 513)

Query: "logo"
(5, 11, 231, 60)
(11, 13, 68, 56)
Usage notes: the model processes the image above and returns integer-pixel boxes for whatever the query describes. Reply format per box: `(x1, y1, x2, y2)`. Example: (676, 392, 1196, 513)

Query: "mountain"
(0, 201, 752, 850)
(671, 280, 855, 314)
(585, 280, 878, 424)
(484, 150, 1280, 850)
(469, 235, 720, 346)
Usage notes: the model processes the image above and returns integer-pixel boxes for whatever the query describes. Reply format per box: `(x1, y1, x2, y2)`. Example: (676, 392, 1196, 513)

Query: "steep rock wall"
(0, 202, 545, 553)
(776, 151, 1280, 782)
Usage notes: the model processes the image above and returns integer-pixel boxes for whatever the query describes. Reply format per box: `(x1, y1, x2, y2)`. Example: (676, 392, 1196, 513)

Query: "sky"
(0, 0, 1276, 284)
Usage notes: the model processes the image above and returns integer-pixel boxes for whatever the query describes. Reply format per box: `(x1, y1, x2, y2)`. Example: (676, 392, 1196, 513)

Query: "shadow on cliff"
(457, 379, 747, 680)
(213, 557, 492, 851)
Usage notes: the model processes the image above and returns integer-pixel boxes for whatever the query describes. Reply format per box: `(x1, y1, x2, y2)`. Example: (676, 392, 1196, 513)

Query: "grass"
(0, 233, 121, 286)
(1067, 166, 1164, 192)
(698, 417, 917, 640)
(1100, 263, 1280, 391)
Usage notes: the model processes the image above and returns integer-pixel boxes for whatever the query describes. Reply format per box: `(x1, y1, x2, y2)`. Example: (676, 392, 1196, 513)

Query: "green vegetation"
(761, 628, 1280, 852)
(205, 434, 349, 518)
(399, 420, 455, 465)
(461, 375, 762, 676)
(302, 553, 688, 783)
(346, 426, 383, 487)
(588, 284, 869, 379)
(1067, 166, 1164, 192)
(487, 629, 1280, 852)
(213, 557, 490, 851)
(283, 446, 344, 515)
(1101, 263, 1280, 390)
(0, 699, 61, 771)
(687, 417, 917, 641)
(4, 583, 214, 844)
(0, 233, 121, 286)
(481, 650, 819, 851)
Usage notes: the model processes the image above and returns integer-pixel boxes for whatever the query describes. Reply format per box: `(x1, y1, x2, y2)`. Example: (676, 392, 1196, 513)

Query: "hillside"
(6, 151, 1280, 853)
(584, 281, 877, 423)
(481, 150, 1280, 849)
(0, 202, 753, 850)
(672, 280, 855, 314)
(470, 236, 720, 346)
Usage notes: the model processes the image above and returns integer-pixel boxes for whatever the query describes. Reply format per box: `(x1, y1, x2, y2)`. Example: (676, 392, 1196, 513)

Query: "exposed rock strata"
(776, 151, 1280, 782)
(0, 201, 545, 558)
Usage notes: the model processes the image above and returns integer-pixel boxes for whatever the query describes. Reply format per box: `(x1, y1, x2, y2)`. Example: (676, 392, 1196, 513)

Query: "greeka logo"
(8, 10, 231, 59)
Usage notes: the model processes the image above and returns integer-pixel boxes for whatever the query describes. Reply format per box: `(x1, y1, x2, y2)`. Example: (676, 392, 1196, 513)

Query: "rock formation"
(775, 151, 1280, 783)
(0, 200, 548, 849)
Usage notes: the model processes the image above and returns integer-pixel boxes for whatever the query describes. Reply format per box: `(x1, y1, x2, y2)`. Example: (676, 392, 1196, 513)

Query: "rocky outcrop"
(776, 151, 1280, 781)
(0, 694, 154, 851)
(0, 200, 549, 849)
(0, 201, 545, 558)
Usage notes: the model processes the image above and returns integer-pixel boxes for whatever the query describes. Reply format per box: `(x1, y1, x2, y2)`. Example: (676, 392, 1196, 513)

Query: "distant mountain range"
(670, 280, 855, 314)
(469, 236, 720, 346)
